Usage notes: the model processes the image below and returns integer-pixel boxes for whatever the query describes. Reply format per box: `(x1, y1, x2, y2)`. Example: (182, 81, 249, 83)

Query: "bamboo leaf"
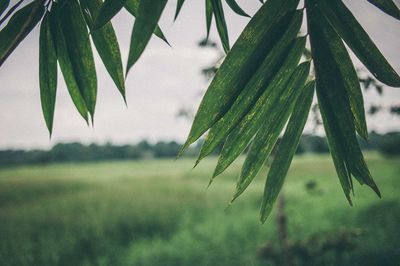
(58, 0, 97, 118)
(174, 0, 185, 21)
(225, 0, 250, 17)
(126, 0, 168, 74)
(51, 8, 89, 122)
(39, 12, 58, 136)
(233, 61, 310, 201)
(0, 0, 10, 17)
(313, 1, 368, 139)
(124, 0, 169, 44)
(212, 37, 307, 180)
(211, 0, 230, 53)
(197, 11, 303, 165)
(92, 0, 127, 30)
(260, 81, 315, 222)
(319, 0, 400, 87)
(179, 0, 301, 155)
(0, 0, 45, 66)
(367, 0, 400, 20)
(205, 0, 213, 39)
(81, 0, 126, 102)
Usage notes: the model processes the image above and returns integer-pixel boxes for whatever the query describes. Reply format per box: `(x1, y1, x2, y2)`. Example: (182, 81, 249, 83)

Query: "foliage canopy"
(0, 0, 399, 221)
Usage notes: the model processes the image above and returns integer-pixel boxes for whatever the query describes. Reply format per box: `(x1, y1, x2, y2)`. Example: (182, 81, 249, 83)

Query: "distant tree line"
(0, 132, 399, 167)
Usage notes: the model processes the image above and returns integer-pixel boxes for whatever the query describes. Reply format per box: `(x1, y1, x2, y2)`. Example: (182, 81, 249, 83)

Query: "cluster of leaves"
(0, 0, 399, 222)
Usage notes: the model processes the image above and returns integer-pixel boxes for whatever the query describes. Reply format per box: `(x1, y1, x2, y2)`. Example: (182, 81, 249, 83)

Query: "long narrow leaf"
(126, 0, 168, 74)
(197, 11, 303, 164)
(205, 0, 213, 39)
(174, 0, 186, 21)
(225, 0, 250, 17)
(319, 0, 400, 87)
(39, 12, 58, 135)
(180, 0, 301, 155)
(367, 0, 400, 20)
(0, 0, 45, 66)
(211, 0, 230, 53)
(233, 61, 310, 201)
(92, 0, 127, 30)
(260, 81, 315, 222)
(81, 0, 126, 102)
(0, 0, 10, 17)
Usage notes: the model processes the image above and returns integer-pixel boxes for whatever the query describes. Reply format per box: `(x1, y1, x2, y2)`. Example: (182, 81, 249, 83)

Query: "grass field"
(0, 153, 399, 266)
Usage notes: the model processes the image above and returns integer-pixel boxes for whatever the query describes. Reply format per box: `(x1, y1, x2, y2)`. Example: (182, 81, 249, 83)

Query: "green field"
(0, 154, 399, 266)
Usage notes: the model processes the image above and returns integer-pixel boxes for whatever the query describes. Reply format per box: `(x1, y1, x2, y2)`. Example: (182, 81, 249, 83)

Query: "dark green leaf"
(0, 0, 10, 17)
(81, 0, 126, 102)
(367, 0, 400, 20)
(59, 0, 97, 118)
(260, 81, 315, 222)
(205, 0, 213, 39)
(0, 0, 45, 66)
(225, 0, 250, 17)
(233, 61, 310, 201)
(126, 0, 168, 74)
(124, 0, 169, 46)
(319, 0, 400, 87)
(39, 12, 57, 135)
(174, 0, 186, 21)
(197, 11, 303, 165)
(179, 0, 301, 155)
(313, 1, 368, 139)
(213, 37, 307, 181)
(211, 0, 230, 53)
(51, 8, 89, 122)
(92, 0, 127, 30)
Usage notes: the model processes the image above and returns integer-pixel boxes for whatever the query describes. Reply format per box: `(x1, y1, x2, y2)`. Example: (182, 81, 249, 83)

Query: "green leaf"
(0, 0, 10, 17)
(205, 0, 213, 39)
(124, 0, 169, 46)
(260, 81, 315, 222)
(0, 0, 45, 66)
(174, 0, 186, 21)
(51, 8, 89, 122)
(211, 0, 230, 53)
(308, 0, 381, 200)
(213, 37, 307, 181)
(197, 11, 303, 165)
(92, 0, 127, 30)
(39, 12, 58, 136)
(233, 61, 310, 201)
(81, 0, 126, 102)
(225, 0, 250, 17)
(367, 0, 400, 20)
(313, 1, 368, 139)
(126, 0, 168, 74)
(58, 0, 97, 118)
(319, 0, 400, 87)
(179, 0, 301, 155)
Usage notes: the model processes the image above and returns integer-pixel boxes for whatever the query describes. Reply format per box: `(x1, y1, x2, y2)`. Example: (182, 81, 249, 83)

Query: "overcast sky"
(0, 0, 399, 149)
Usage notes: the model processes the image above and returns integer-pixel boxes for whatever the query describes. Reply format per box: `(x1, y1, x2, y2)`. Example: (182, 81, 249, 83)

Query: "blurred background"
(0, 0, 399, 265)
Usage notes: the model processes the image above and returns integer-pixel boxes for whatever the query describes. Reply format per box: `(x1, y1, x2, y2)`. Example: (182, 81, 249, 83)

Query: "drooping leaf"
(39, 12, 58, 135)
(0, 0, 10, 17)
(205, 0, 213, 39)
(308, 0, 381, 199)
(260, 81, 315, 222)
(92, 0, 127, 30)
(126, 0, 168, 74)
(225, 0, 250, 17)
(174, 0, 186, 21)
(180, 0, 301, 155)
(319, 0, 400, 87)
(313, 1, 368, 139)
(213, 37, 307, 180)
(233, 61, 310, 201)
(0, 0, 45, 66)
(211, 0, 230, 53)
(58, 0, 97, 118)
(51, 8, 89, 122)
(197, 11, 303, 165)
(367, 0, 400, 20)
(81, 0, 126, 102)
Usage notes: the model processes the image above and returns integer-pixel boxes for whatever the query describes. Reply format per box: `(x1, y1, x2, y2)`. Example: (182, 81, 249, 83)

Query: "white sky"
(0, 0, 399, 149)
